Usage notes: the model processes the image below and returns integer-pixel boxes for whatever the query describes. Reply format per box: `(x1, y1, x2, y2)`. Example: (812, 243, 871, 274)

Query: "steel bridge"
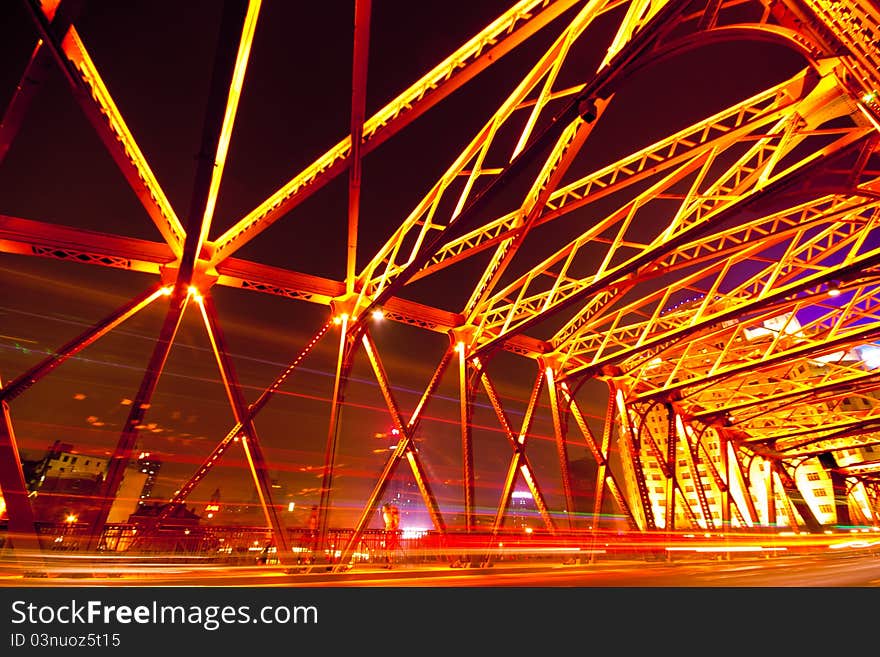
(1, 0, 880, 572)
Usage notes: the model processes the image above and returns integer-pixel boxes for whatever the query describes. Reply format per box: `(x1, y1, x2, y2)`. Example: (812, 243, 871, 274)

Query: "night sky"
(0, 1, 806, 528)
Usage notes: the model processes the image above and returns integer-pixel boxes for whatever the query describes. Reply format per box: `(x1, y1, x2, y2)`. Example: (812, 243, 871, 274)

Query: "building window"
(62, 455, 69, 462)
(819, 505, 833, 513)
(806, 473, 820, 481)
(813, 489, 828, 497)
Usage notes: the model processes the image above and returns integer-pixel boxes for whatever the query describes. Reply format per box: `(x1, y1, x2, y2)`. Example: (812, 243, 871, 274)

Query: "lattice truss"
(2, 0, 880, 562)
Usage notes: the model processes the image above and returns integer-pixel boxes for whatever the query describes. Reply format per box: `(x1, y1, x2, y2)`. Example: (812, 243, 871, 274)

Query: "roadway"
(2, 551, 879, 587)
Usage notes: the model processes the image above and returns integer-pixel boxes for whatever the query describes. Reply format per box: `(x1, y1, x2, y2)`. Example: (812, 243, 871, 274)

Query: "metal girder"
(674, 412, 715, 530)
(664, 403, 676, 530)
(197, 292, 290, 561)
(315, 314, 360, 556)
(476, 359, 556, 531)
(0, 0, 78, 166)
(346, 0, 371, 295)
(545, 366, 576, 529)
(0, 284, 168, 403)
(359, 331, 446, 533)
(773, 463, 821, 532)
(614, 386, 656, 530)
(351, 0, 687, 321)
(458, 345, 477, 532)
(176, 0, 254, 285)
(156, 320, 333, 520)
(817, 453, 851, 527)
(628, 292, 880, 406)
(4, 0, 880, 554)
(552, 195, 880, 374)
(209, 0, 583, 265)
(560, 382, 637, 529)
(85, 287, 190, 549)
(0, 215, 175, 274)
(84, 0, 259, 549)
(419, 68, 813, 280)
(333, 334, 451, 571)
(0, 382, 40, 552)
(489, 368, 545, 535)
(24, 0, 185, 254)
(726, 441, 759, 526)
(469, 116, 873, 356)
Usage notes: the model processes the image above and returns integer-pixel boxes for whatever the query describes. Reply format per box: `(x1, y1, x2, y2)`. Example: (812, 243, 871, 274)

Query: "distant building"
(29, 441, 108, 524)
(509, 489, 536, 531)
(384, 474, 429, 531)
(136, 452, 161, 503)
(129, 501, 201, 528)
(204, 487, 222, 520)
(26, 441, 162, 525)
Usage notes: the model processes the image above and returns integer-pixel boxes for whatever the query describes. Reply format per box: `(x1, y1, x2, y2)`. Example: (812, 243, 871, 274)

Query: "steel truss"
(2, 0, 880, 563)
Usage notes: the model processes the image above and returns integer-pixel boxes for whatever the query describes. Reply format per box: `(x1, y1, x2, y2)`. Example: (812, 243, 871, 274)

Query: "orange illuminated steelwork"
(1, 0, 880, 571)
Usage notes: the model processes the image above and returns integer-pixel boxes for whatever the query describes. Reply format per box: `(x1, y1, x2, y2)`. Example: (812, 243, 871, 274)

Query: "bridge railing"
(2, 522, 875, 565)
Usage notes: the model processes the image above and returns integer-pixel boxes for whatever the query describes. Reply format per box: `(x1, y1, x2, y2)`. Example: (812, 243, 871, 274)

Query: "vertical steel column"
(177, 0, 254, 282)
(316, 315, 358, 557)
(719, 432, 731, 530)
(346, 0, 371, 295)
(23, 0, 185, 254)
(0, 374, 40, 552)
(546, 367, 575, 530)
(198, 293, 289, 561)
(765, 460, 776, 528)
(458, 343, 475, 531)
(663, 403, 677, 531)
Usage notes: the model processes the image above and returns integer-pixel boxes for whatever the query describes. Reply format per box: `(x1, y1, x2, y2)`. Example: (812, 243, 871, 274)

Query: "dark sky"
(0, 1, 807, 528)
